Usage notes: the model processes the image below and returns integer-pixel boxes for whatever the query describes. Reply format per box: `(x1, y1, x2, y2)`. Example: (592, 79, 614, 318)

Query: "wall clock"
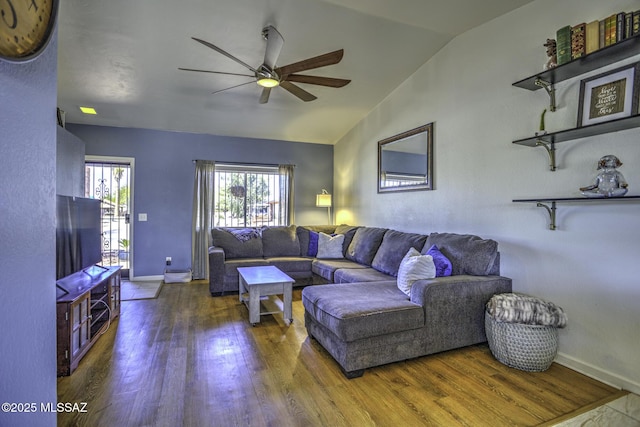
(0, 0, 59, 63)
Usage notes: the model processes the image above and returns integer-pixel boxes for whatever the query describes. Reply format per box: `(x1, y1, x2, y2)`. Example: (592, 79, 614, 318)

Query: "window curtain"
(191, 160, 215, 280)
(278, 164, 295, 225)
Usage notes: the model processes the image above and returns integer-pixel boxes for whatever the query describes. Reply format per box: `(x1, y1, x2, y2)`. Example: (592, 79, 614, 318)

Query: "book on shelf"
(617, 12, 626, 42)
(556, 25, 572, 65)
(586, 20, 600, 54)
(552, 10, 639, 65)
(605, 14, 616, 46)
(571, 23, 586, 59)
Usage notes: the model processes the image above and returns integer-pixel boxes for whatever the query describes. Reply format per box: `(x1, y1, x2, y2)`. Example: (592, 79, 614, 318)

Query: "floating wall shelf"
(512, 115, 640, 171)
(513, 114, 640, 147)
(513, 34, 640, 91)
(512, 196, 640, 230)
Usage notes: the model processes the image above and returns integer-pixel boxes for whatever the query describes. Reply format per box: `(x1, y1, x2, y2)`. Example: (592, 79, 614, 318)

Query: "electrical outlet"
(166, 257, 172, 266)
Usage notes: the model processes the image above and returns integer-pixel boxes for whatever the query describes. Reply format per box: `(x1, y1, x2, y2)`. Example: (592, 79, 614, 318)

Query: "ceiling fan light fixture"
(257, 77, 279, 88)
(182, 29, 348, 104)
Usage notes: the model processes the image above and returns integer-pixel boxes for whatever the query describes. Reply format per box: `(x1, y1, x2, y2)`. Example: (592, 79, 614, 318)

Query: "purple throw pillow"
(308, 231, 319, 257)
(425, 244, 452, 277)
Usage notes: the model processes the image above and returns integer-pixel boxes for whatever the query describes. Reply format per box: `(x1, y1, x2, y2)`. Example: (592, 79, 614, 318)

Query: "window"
(213, 164, 292, 227)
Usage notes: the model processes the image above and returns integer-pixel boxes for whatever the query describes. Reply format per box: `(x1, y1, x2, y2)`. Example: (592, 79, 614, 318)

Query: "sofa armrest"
(208, 246, 226, 295)
(410, 275, 512, 350)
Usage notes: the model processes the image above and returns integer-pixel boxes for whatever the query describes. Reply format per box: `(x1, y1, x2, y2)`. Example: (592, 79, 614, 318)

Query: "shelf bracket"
(535, 139, 556, 171)
(535, 78, 556, 112)
(536, 201, 557, 230)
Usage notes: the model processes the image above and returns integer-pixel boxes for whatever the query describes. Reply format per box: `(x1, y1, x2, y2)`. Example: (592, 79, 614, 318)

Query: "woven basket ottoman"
(485, 312, 558, 372)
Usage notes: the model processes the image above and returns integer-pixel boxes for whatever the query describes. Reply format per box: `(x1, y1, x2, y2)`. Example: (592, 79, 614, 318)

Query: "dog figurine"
(580, 155, 628, 197)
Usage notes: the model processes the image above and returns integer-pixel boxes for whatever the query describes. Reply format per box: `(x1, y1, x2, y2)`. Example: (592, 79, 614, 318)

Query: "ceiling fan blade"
(275, 49, 344, 76)
(191, 37, 259, 74)
(285, 74, 351, 88)
(212, 81, 256, 95)
(262, 26, 284, 69)
(178, 68, 254, 78)
(259, 87, 271, 104)
(279, 81, 317, 102)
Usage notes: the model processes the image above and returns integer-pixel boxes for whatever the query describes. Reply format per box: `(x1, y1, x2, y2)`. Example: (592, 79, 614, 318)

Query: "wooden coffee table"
(237, 266, 294, 326)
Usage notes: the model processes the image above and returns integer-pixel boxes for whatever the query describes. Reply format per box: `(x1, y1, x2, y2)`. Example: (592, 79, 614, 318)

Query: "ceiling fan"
(179, 26, 350, 104)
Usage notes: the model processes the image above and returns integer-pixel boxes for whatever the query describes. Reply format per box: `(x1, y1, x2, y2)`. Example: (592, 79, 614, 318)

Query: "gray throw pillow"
(316, 233, 345, 259)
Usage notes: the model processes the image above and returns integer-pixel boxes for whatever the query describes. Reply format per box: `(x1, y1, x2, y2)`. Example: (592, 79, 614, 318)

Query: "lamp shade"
(316, 192, 332, 207)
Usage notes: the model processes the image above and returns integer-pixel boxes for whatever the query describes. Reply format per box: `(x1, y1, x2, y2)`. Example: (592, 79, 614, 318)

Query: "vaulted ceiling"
(57, 0, 535, 144)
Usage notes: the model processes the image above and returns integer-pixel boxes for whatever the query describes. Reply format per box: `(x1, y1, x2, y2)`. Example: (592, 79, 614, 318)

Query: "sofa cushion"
(312, 259, 368, 282)
(262, 225, 300, 257)
(334, 225, 359, 256)
(424, 233, 498, 276)
(212, 228, 263, 259)
(317, 232, 345, 259)
(333, 267, 394, 284)
(345, 227, 387, 266)
(265, 257, 313, 273)
(371, 230, 427, 276)
(302, 281, 424, 342)
(397, 248, 435, 295)
(223, 258, 270, 278)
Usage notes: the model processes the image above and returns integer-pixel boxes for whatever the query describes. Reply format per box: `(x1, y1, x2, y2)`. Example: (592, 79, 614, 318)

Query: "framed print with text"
(577, 62, 640, 127)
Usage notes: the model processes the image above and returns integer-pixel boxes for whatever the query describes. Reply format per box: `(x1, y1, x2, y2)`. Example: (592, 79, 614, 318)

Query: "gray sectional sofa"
(208, 224, 512, 378)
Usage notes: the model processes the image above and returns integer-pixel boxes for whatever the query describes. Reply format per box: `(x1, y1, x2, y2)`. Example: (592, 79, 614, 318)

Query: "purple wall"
(67, 124, 334, 277)
(0, 32, 58, 427)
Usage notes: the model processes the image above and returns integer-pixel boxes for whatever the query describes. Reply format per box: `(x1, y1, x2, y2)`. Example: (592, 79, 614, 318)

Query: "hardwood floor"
(58, 280, 620, 426)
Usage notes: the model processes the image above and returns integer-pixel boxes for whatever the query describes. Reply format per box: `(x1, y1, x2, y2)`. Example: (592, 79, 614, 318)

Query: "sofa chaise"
(207, 225, 512, 378)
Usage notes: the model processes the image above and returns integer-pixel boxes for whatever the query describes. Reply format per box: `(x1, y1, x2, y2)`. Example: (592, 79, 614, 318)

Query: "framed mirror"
(378, 123, 433, 193)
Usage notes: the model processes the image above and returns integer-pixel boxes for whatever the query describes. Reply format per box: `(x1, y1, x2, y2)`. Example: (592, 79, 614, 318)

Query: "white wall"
(335, 0, 640, 393)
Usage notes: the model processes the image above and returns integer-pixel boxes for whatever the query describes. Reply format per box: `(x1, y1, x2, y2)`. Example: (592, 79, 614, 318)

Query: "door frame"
(85, 156, 136, 278)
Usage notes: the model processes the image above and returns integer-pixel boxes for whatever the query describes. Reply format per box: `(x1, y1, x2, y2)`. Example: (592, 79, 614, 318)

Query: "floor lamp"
(316, 189, 332, 225)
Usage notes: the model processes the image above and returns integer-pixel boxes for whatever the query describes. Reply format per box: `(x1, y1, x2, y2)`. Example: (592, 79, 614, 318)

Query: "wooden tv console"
(56, 266, 121, 376)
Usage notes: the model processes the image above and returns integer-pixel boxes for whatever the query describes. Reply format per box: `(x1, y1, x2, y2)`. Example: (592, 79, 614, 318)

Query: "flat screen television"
(56, 195, 102, 280)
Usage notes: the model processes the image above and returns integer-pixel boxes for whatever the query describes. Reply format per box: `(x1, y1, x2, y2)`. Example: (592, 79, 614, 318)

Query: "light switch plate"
(138, 213, 148, 221)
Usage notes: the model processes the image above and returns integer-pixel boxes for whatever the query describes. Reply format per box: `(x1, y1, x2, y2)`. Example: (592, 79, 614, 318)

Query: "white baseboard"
(555, 352, 640, 395)
(128, 275, 164, 282)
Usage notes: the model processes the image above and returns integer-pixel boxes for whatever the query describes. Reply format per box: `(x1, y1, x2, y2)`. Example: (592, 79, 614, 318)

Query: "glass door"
(85, 158, 132, 278)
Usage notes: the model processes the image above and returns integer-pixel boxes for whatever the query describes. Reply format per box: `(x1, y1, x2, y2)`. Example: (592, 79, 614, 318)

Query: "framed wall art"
(577, 62, 640, 127)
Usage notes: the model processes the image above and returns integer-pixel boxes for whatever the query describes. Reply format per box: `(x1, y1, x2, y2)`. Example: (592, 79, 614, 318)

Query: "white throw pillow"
(397, 247, 436, 296)
(316, 232, 345, 259)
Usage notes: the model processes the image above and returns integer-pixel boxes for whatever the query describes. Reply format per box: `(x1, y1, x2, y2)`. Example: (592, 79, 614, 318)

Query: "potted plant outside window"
(118, 238, 130, 260)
